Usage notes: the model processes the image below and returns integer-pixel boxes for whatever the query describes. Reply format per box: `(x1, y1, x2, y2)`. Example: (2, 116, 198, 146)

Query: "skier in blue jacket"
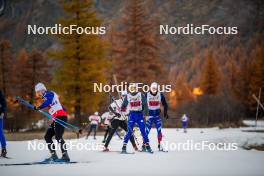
(121, 84, 153, 153)
(145, 82, 168, 151)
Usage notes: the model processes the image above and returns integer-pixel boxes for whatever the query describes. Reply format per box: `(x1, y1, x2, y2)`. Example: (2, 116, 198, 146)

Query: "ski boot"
(141, 144, 146, 152)
(121, 144, 127, 154)
(94, 136, 96, 140)
(102, 146, 109, 152)
(1, 148, 7, 157)
(102, 139, 106, 143)
(158, 144, 162, 151)
(145, 144, 153, 153)
(44, 151, 58, 162)
(60, 151, 70, 162)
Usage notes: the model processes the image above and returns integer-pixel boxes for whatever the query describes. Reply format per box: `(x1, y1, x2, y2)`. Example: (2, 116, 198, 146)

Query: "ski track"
(1, 127, 264, 176)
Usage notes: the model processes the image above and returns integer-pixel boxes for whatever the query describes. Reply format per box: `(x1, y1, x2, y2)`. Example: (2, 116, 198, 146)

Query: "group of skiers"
(98, 82, 170, 153)
(0, 81, 189, 161)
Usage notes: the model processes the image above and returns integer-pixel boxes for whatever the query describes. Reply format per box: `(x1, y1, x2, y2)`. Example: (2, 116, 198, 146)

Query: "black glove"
(164, 113, 169, 119)
(34, 106, 40, 111)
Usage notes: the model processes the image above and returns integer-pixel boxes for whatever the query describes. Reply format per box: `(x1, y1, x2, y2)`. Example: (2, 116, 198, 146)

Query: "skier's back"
(86, 112, 101, 139)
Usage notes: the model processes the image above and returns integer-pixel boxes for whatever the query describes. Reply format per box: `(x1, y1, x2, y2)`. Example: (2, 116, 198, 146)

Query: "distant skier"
(34, 83, 70, 162)
(103, 91, 138, 152)
(181, 114, 188, 133)
(121, 84, 153, 153)
(0, 90, 7, 157)
(145, 82, 168, 151)
(101, 111, 114, 143)
(86, 112, 101, 140)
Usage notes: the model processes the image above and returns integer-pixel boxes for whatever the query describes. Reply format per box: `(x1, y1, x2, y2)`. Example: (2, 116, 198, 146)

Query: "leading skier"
(34, 83, 70, 162)
(121, 84, 153, 153)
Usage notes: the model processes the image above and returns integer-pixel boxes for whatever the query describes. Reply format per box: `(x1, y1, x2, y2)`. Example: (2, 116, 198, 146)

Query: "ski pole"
(16, 96, 82, 134)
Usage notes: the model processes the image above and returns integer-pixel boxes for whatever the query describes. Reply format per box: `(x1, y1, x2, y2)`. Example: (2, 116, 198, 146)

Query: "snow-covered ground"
(1, 127, 264, 176)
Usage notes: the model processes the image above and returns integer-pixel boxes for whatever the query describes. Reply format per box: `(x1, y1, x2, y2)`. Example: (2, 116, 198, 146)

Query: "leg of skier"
(54, 116, 69, 162)
(103, 120, 120, 151)
(86, 125, 93, 139)
(145, 117, 154, 136)
(136, 113, 153, 153)
(122, 114, 136, 153)
(0, 117, 7, 157)
(154, 118, 163, 150)
(120, 121, 138, 151)
(103, 126, 110, 143)
(44, 122, 58, 161)
(93, 125, 97, 140)
(142, 117, 154, 151)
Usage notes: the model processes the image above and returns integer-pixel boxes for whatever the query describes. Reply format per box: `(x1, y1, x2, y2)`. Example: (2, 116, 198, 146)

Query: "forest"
(0, 0, 263, 131)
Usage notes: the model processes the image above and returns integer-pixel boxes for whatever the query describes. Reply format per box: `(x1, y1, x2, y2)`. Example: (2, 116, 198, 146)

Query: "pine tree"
(49, 0, 108, 124)
(0, 39, 13, 96)
(110, 0, 165, 84)
(200, 50, 221, 95)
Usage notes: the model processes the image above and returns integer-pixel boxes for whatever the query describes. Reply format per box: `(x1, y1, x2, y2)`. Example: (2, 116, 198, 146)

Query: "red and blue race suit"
(38, 91, 67, 118)
(122, 92, 149, 144)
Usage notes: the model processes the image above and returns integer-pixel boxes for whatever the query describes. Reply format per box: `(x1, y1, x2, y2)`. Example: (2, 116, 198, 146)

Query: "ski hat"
(121, 90, 127, 96)
(129, 83, 137, 92)
(35, 83, 47, 92)
(94, 112, 99, 115)
(150, 82, 158, 92)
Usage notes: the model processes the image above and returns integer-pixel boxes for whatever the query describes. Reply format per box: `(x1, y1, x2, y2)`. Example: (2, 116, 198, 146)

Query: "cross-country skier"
(121, 84, 153, 153)
(103, 90, 138, 152)
(181, 114, 188, 133)
(34, 83, 70, 162)
(86, 112, 101, 140)
(144, 82, 169, 151)
(101, 111, 114, 143)
(0, 90, 7, 157)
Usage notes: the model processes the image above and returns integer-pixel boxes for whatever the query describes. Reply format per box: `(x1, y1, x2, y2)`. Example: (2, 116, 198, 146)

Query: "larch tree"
(0, 39, 13, 96)
(110, 0, 165, 84)
(49, 0, 108, 125)
(200, 50, 221, 95)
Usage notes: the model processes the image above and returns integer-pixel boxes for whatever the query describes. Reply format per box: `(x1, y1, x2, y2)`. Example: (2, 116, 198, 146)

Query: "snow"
(1, 127, 264, 176)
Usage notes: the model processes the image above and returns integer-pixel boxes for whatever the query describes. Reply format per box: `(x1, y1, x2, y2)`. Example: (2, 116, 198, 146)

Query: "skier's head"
(35, 83, 47, 97)
(94, 112, 99, 116)
(121, 90, 127, 100)
(150, 82, 158, 94)
(129, 83, 137, 93)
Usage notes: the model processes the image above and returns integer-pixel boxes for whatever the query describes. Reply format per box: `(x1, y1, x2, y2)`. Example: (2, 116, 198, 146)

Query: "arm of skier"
(108, 105, 121, 117)
(142, 93, 149, 116)
(37, 92, 54, 110)
(121, 96, 128, 112)
(0, 94, 6, 116)
(161, 93, 169, 119)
